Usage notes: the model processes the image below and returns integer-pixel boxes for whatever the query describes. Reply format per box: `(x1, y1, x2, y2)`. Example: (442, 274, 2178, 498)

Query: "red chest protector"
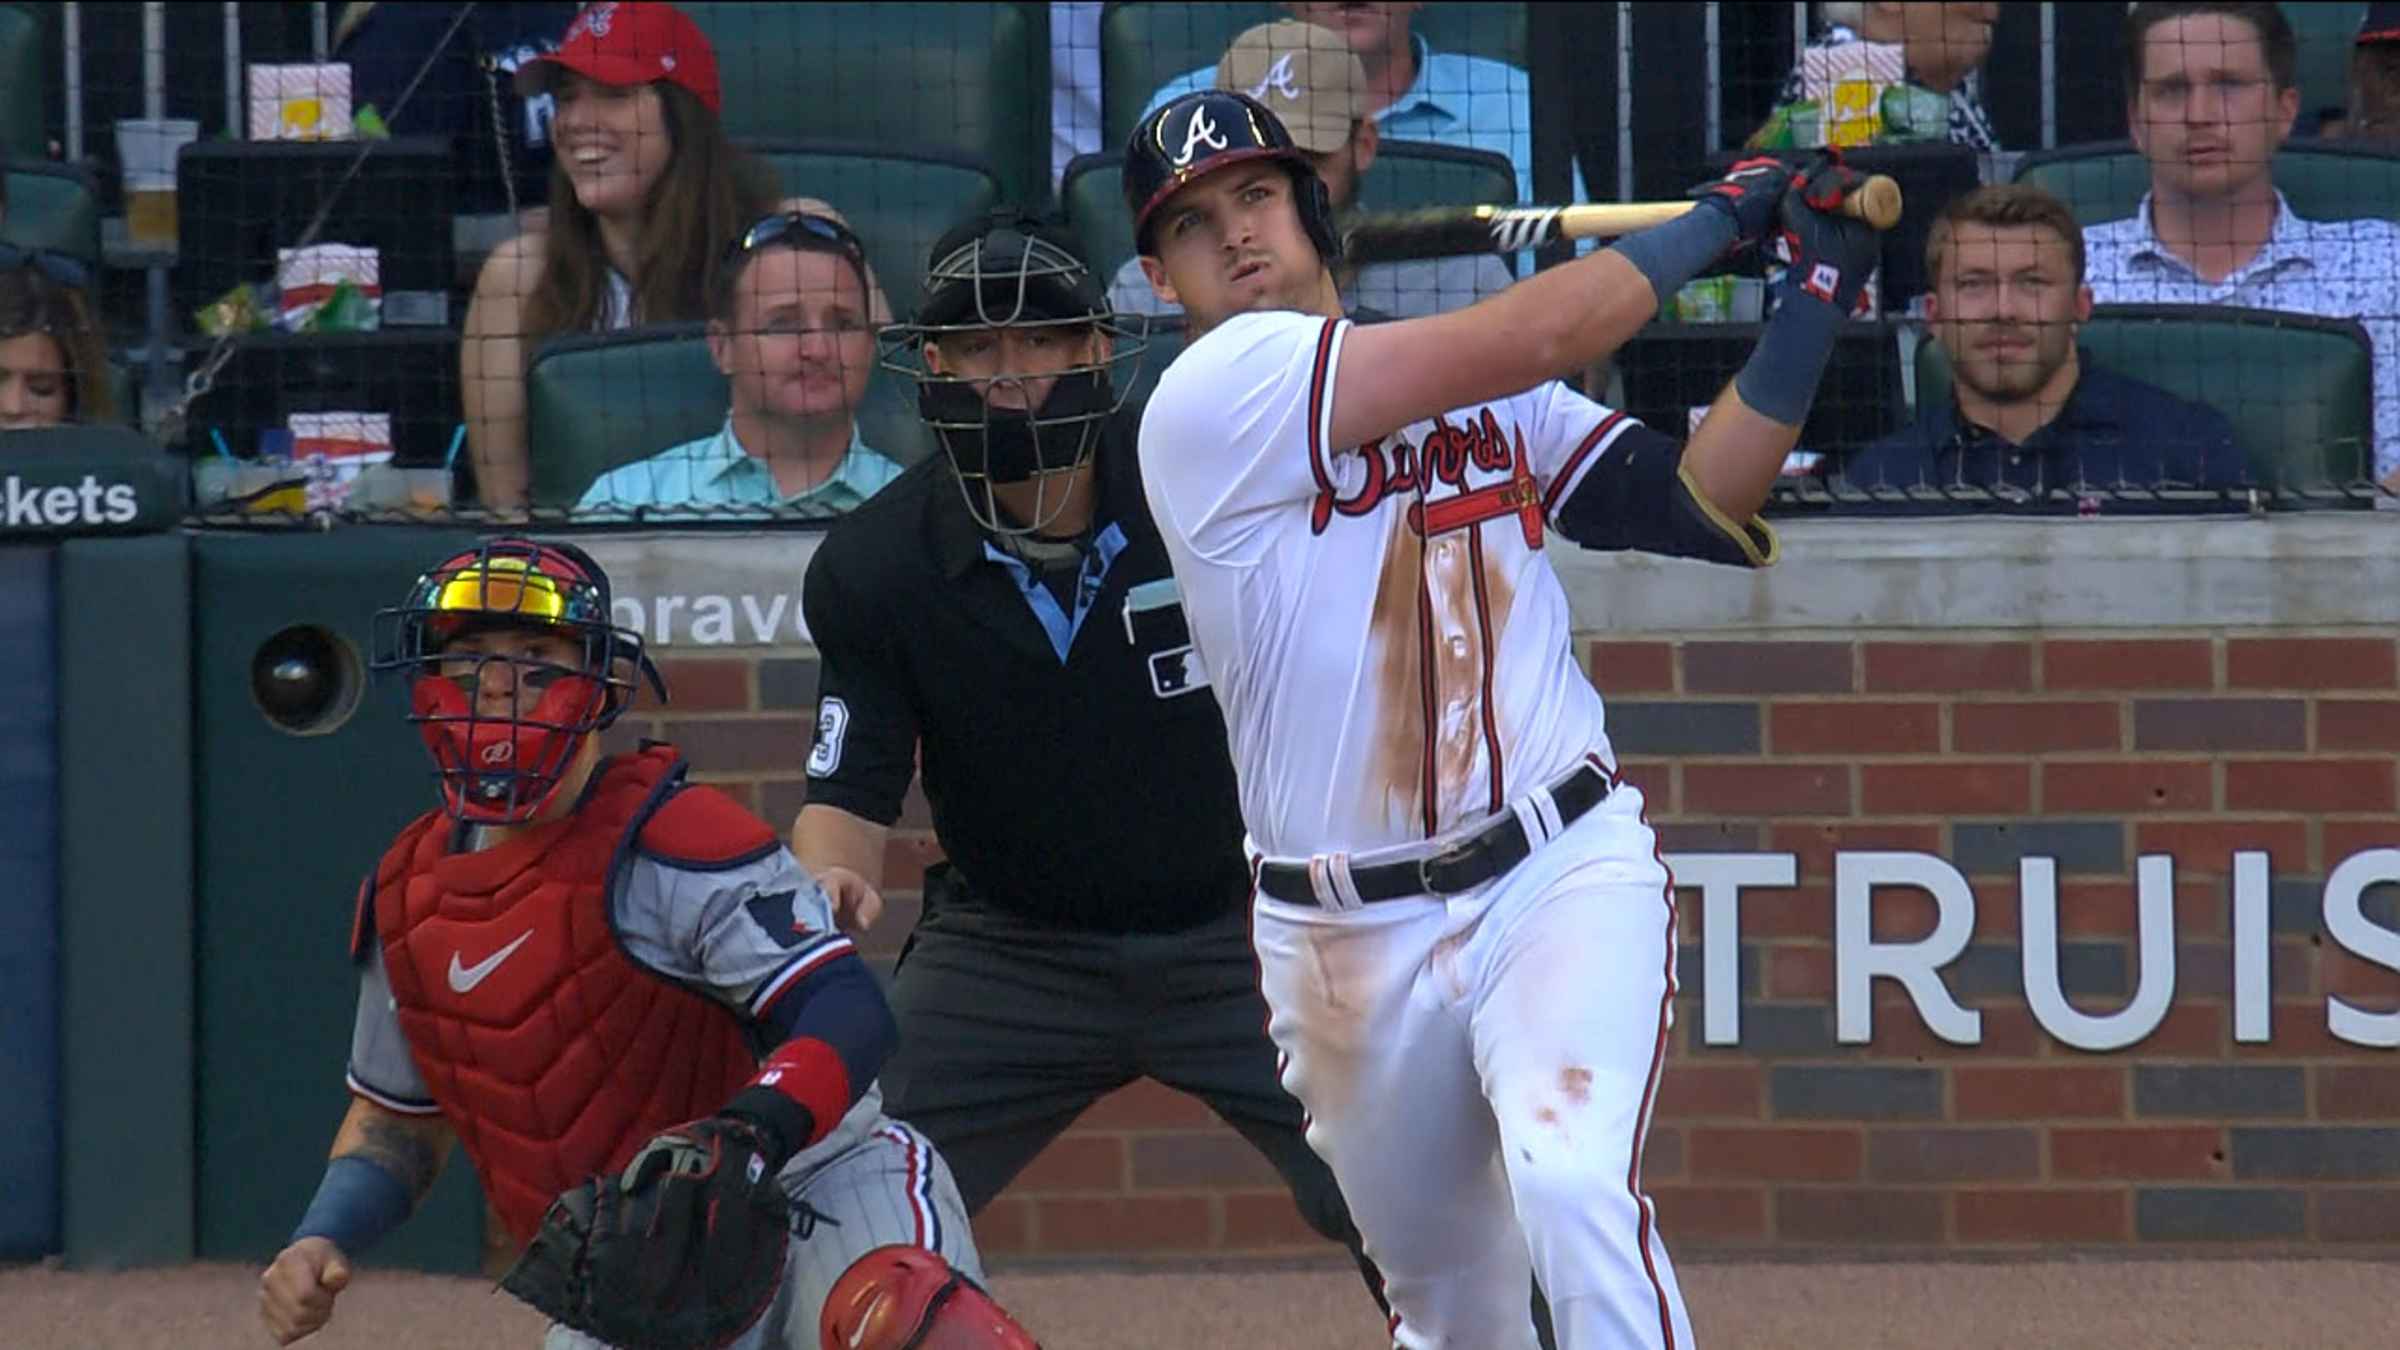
(364, 744, 765, 1246)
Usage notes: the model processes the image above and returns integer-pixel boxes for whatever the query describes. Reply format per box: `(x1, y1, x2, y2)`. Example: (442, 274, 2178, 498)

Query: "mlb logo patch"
(1148, 644, 1210, 698)
(1802, 262, 1841, 303)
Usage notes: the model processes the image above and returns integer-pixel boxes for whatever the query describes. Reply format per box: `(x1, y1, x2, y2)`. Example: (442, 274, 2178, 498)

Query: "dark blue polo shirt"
(1839, 350, 2246, 509)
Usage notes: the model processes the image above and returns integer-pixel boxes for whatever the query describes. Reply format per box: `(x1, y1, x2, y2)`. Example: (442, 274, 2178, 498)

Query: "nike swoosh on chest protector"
(447, 929, 536, 994)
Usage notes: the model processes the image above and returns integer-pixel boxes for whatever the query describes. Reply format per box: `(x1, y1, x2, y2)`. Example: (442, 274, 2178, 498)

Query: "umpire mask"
(885, 211, 1148, 536)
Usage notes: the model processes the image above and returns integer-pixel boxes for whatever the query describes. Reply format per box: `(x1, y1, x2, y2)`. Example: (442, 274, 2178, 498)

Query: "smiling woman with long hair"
(0, 258, 117, 430)
(460, 1, 785, 511)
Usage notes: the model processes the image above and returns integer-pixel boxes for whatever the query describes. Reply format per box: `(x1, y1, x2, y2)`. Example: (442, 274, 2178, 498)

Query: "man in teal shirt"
(580, 211, 905, 519)
(1136, 2, 1586, 209)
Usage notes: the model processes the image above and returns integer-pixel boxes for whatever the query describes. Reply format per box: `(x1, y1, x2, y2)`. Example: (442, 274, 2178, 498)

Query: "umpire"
(789, 209, 1384, 1314)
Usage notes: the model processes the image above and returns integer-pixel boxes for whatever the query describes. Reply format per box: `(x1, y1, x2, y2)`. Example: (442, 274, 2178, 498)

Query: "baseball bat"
(1341, 173, 1904, 264)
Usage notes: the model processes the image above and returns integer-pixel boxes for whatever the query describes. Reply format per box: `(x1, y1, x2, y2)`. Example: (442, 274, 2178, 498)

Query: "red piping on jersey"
(1413, 563, 1440, 838)
(1465, 526, 1507, 815)
(1542, 410, 1628, 519)
(1304, 320, 1343, 532)
(1632, 773, 1681, 1350)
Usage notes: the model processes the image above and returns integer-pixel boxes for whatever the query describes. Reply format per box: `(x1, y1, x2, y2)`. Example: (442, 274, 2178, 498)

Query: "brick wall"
(603, 630, 2400, 1257)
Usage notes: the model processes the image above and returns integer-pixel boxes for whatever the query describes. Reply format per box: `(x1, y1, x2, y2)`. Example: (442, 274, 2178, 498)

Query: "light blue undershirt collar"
(981, 521, 1129, 663)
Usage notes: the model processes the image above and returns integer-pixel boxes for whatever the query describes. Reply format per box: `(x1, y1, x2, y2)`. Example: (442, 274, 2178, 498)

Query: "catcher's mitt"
(501, 1116, 791, 1350)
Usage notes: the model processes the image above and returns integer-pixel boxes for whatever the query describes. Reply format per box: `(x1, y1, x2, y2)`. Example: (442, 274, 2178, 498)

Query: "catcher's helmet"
(372, 537, 665, 824)
(1123, 89, 1339, 261)
(881, 209, 1147, 536)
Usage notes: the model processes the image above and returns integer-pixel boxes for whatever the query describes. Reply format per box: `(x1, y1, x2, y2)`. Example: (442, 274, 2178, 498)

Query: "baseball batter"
(1123, 92, 1878, 1348)
(257, 538, 1031, 1350)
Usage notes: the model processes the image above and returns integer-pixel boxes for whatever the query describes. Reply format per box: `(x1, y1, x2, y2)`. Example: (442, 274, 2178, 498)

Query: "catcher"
(256, 536, 1037, 1350)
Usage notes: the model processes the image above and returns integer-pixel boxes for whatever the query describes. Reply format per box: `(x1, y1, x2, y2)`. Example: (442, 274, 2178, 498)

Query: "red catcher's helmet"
(372, 537, 664, 823)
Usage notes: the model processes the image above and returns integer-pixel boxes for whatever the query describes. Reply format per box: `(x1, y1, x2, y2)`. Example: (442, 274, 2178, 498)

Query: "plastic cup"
(114, 118, 199, 248)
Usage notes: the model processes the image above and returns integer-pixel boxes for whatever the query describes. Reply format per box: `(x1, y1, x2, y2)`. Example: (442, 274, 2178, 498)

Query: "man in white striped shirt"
(2084, 1, 2400, 490)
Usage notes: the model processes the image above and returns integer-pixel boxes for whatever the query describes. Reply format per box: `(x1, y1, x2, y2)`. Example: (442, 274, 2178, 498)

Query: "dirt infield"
(5, 1253, 2398, 1349)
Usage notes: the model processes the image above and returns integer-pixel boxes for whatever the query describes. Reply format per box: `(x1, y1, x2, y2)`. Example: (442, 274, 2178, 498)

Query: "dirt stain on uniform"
(1366, 503, 1427, 827)
(1560, 1066, 1595, 1106)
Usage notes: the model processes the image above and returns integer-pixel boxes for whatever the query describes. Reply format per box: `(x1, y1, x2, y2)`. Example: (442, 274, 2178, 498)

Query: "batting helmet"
(819, 1245, 1042, 1350)
(1122, 89, 1339, 261)
(881, 209, 1147, 536)
(371, 537, 665, 824)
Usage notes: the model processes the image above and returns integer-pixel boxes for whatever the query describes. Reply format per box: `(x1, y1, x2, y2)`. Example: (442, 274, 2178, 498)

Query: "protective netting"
(0, 2, 2391, 525)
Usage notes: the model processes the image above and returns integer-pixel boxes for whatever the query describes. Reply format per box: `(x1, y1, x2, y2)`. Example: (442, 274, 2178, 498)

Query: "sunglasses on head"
(0, 244, 95, 292)
(726, 211, 868, 267)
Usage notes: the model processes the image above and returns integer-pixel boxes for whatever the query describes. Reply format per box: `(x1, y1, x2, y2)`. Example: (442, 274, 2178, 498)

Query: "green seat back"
(2015, 140, 2400, 226)
(1099, 2, 1527, 153)
(1913, 304, 2374, 494)
(1362, 139, 1520, 211)
(1061, 152, 1140, 284)
(1, 161, 103, 273)
(1061, 139, 1521, 286)
(0, 5, 41, 161)
(2289, 1, 2367, 126)
(681, 3, 1049, 207)
(747, 144, 1004, 325)
(526, 326, 933, 510)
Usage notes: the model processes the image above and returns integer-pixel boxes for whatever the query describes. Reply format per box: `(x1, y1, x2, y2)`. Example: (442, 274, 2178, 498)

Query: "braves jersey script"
(348, 846, 888, 1167)
(1139, 310, 1772, 858)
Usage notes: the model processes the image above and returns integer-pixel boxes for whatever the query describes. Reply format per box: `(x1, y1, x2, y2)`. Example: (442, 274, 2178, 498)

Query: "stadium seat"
(0, 4, 40, 161)
(2289, 1, 2367, 131)
(1912, 304, 2375, 494)
(525, 325, 933, 510)
(2014, 139, 2400, 227)
(746, 143, 1004, 325)
(1098, 2, 1528, 154)
(0, 160, 102, 272)
(1060, 139, 1521, 286)
(680, 3, 1050, 209)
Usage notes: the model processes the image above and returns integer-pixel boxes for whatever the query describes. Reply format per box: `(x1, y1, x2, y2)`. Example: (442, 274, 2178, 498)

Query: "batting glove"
(1687, 155, 1796, 257)
(1770, 153, 1882, 315)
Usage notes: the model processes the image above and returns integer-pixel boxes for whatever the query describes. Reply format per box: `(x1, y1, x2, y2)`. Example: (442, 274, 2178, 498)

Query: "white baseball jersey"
(1138, 310, 1772, 859)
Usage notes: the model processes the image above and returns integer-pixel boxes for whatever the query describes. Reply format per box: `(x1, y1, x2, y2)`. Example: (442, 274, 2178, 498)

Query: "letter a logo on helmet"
(1173, 107, 1228, 167)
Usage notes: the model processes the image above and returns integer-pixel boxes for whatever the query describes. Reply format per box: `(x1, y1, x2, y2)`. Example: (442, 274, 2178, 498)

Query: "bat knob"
(1844, 175, 1905, 232)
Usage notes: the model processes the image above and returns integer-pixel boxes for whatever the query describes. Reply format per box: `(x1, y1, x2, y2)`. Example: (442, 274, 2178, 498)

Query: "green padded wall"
(1, 162, 105, 273)
(683, 2, 1051, 206)
(191, 528, 487, 1271)
(57, 536, 193, 1267)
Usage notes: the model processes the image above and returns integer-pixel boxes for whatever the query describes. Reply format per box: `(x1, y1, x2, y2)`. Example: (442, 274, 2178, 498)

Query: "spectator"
(1137, 2, 1582, 207)
(1051, 1, 1104, 187)
(1111, 20, 1512, 322)
(578, 209, 904, 516)
(1749, 2, 2001, 150)
(2346, 2, 2400, 144)
(2084, 1, 2400, 492)
(461, 1, 783, 512)
(0, 256, 117, 429)
(1841, 184, 2242, 502)
(331, 2, 577, 224)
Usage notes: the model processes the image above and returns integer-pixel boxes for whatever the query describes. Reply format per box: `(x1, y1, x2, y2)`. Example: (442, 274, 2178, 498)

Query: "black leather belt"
(1256, 762, 1613, 906)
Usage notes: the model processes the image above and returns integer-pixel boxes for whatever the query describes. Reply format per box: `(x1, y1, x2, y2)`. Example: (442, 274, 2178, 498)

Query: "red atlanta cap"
(516, 2, 722, 115)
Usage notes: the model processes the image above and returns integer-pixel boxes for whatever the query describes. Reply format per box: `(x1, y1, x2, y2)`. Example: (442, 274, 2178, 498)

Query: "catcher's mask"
(371, 537, 665, 824)
(880, 210, 1148, 537)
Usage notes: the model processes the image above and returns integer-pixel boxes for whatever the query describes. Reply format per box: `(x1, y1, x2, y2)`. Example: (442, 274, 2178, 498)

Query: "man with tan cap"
(1108, 19, 1514, 322)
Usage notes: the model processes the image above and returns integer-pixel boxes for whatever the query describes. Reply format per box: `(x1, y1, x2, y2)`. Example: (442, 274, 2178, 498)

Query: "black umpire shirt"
(800, 422, 1251, 934)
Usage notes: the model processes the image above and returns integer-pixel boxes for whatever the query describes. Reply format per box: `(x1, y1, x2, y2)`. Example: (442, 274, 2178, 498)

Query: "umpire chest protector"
(362, 745, 759, 1244)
